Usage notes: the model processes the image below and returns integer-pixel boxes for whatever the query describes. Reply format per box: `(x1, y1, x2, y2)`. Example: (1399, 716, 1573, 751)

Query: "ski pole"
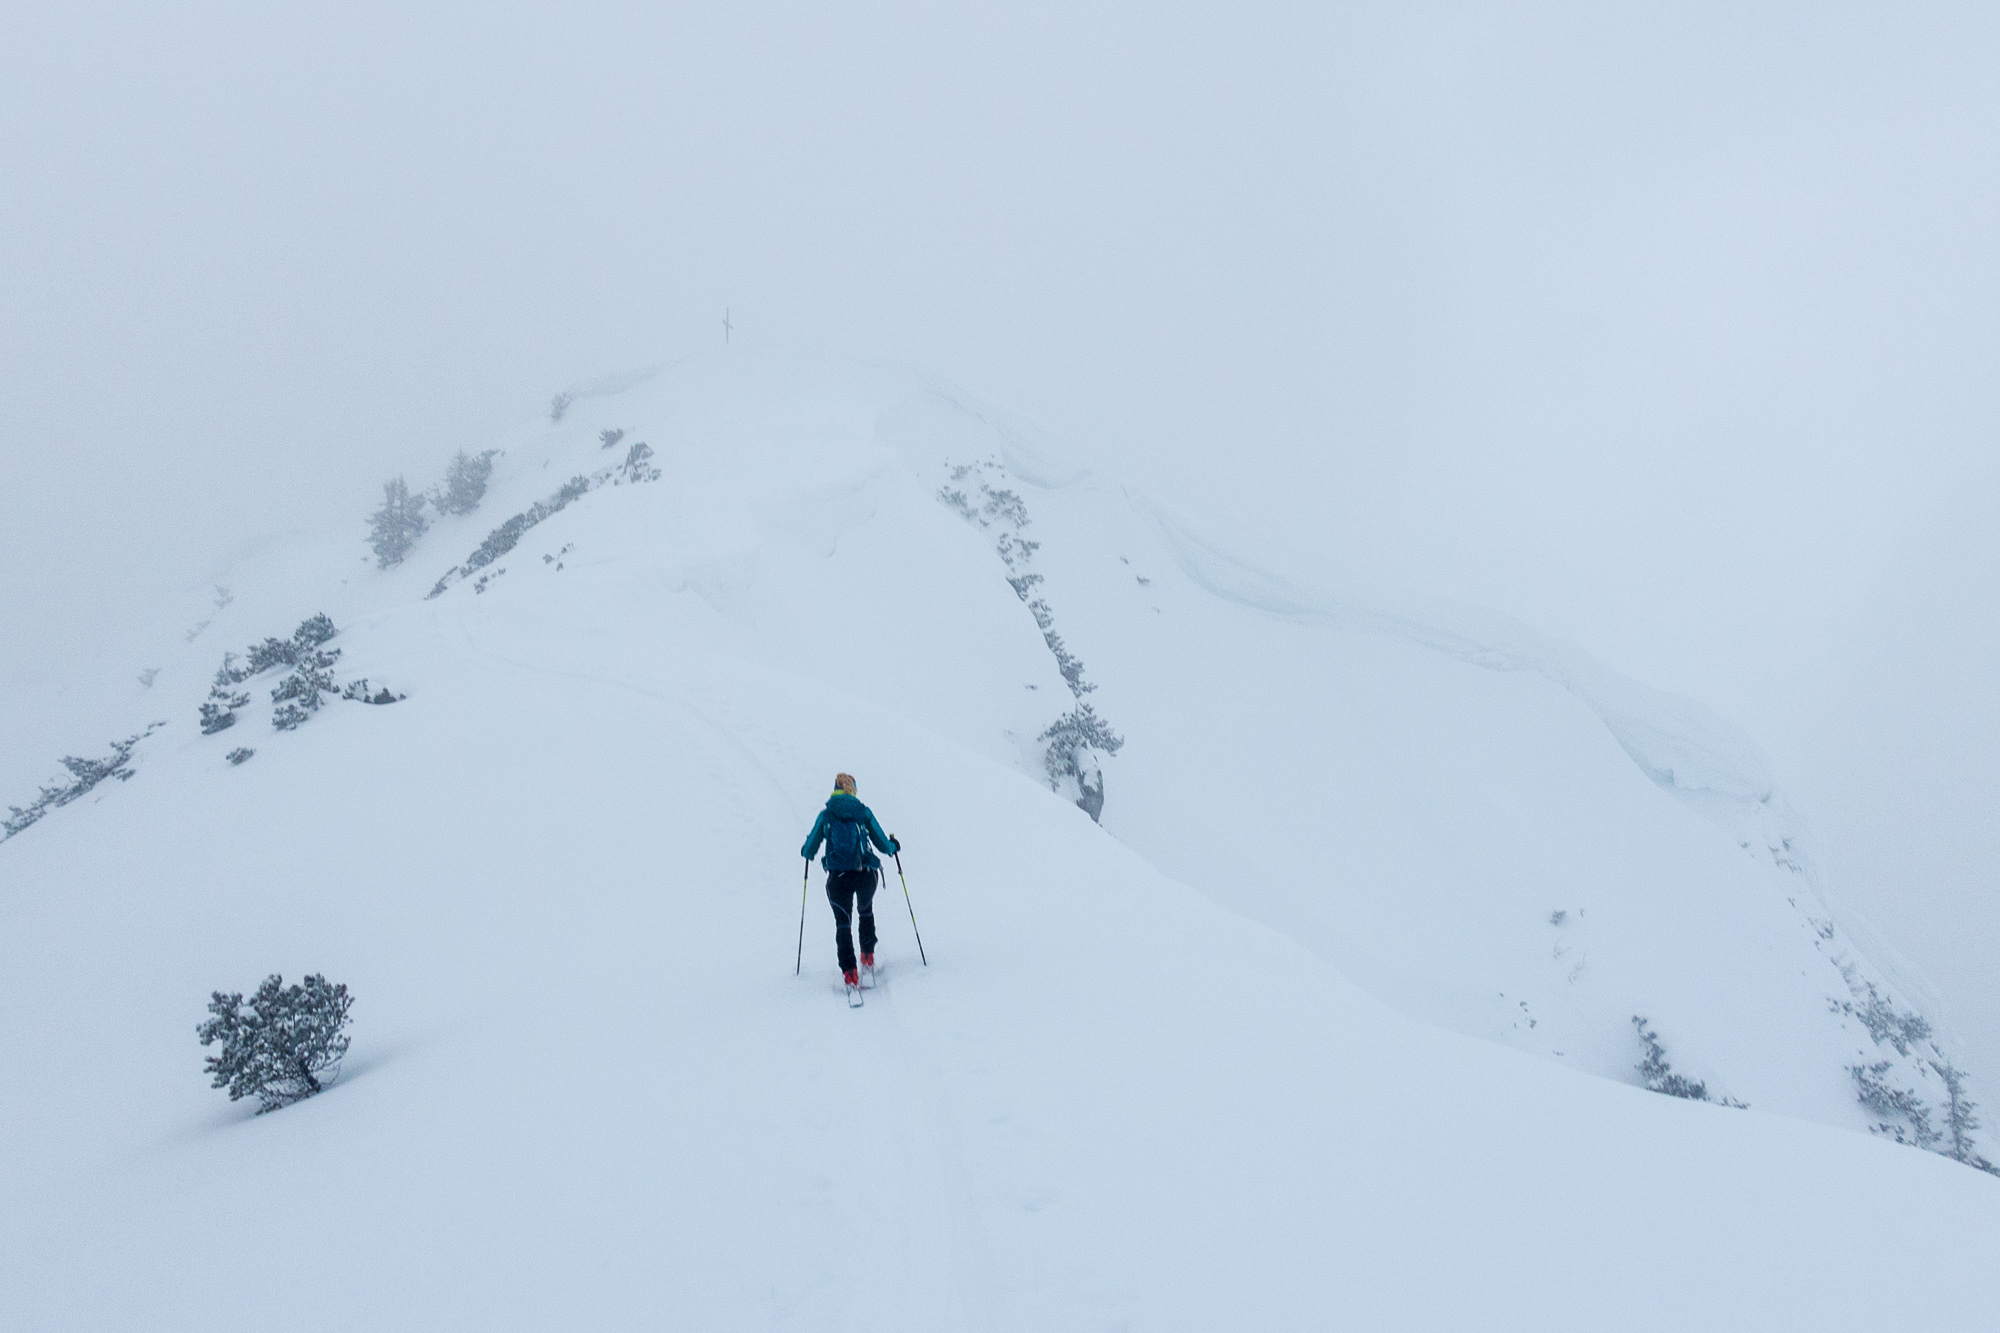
(795, 859, 809, 976)
(893, 849, 927, 966)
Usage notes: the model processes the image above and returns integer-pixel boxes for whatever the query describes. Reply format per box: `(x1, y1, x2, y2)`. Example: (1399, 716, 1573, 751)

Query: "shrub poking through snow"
(200, 653, 251, 732)
(225, 747, 254, 766)
(271, 642, 340, 731)
(549, 392, 572, 422)
(941, 457, 1129, 819)
(619, 440, 660, 484)
(231, 614, 339, 681)
(1854, 1060, 1940, 1149)
(244, 636, 295, 675)
(429, 474, 595, 598)
(1832, 968, 2000, 1174)
(1041, 629, 1094, 696)
(466, 475, 589, 571)
(341, 679, 402, 704)
(1632, 1016, 1747, 1107)
(367, 476, 429, 568)
(197, 974, 353, 1114)
(938, 466, 1081, 694)
(200, 616, 343, 735)
(1929, 1059, 1999, 1173)
(982, 487, 1030, 528)
(199, 692, 248, 734)
(3, 723, 167, 843)
(432, 449, 497, 516)
(1634, 1016, 1709, 1100)
(1831, 979, 1932, 1056)
(599, 427, 624, 449)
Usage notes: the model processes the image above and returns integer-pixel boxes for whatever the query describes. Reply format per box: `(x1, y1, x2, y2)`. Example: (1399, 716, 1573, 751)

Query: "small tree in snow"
(367, 476, 429, 568)
(619, 440, 659, 483)
(1633, 1016, 1746, 1107)
(432, 450, 495, 516)
(197, 973, 353, 1113)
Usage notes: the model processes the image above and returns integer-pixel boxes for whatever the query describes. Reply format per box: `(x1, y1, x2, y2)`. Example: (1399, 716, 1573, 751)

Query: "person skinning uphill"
(801, 772, 900, 996)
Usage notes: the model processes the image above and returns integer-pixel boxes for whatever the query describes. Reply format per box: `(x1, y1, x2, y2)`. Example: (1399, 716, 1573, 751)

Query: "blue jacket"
(802, 792, 897, 871)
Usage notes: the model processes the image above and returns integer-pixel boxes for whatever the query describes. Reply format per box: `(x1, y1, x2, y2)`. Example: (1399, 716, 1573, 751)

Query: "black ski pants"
(826, 868, 879, 973)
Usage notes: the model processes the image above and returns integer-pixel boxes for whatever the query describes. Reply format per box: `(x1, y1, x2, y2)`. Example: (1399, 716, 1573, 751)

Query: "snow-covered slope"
(3, 350, 1996, 1330)
(870, 370, 1985, 1143)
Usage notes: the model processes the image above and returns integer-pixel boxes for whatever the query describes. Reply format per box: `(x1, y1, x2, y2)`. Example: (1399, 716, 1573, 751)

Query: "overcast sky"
(4, 2, 1996, 1071)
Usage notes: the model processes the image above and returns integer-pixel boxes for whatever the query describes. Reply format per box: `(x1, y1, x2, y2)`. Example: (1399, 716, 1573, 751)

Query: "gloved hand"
(890, 835, 901, 853)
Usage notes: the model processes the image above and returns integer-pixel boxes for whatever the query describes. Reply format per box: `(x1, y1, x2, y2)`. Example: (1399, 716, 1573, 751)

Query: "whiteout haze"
(1, 352, 1995, 1331)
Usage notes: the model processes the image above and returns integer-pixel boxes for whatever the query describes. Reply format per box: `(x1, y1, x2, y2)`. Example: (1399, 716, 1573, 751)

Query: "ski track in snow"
(3, 348, 1997, 1332)
(476, 639, 1011, 1326)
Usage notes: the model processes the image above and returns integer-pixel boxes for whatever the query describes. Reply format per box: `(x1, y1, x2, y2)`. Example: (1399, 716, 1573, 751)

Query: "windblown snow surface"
(3, 351, 1995, 1331)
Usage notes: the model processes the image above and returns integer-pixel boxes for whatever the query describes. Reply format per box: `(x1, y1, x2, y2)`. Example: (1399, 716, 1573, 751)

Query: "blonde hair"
(833, 772, 857, 794)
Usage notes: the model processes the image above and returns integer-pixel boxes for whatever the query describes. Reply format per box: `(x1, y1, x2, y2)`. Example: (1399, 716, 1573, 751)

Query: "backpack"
(823, 817, 869, 872)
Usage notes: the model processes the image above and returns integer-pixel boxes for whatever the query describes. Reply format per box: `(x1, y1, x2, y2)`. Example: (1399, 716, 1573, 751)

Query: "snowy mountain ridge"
(862, 365, 1978, 1144)
(3, 349, 1996, 1330)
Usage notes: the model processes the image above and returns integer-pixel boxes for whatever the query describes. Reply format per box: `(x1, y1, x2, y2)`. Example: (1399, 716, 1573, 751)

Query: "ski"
(845, 979, 864, 1008)
(860, 961, 878, 990)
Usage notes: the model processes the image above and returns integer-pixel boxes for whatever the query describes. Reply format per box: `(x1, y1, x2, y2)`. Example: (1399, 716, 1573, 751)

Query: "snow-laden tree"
(197, 615, 341, 733)
(1040, 704, 1125, 822)
(271, 646, 339, 730)
(433, 450, 496, 516)
(196, 974, 353, 1114)
(295, 613, 336, 648)
(199, 691, 247, 734)
(367, 476, 429, 568)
